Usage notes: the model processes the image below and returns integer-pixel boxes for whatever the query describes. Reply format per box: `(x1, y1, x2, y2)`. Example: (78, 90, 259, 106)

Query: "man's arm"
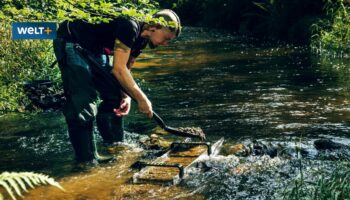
(111, 41, 153, 118)
(119, 56, 134, 109)
(127, 56, 136, 69)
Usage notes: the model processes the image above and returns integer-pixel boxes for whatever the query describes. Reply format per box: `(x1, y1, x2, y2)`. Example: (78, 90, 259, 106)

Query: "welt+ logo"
(12, 22, 57, 40)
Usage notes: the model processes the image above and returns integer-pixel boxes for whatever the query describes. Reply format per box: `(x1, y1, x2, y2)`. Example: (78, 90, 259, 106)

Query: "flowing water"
(1, 27, 350, 199)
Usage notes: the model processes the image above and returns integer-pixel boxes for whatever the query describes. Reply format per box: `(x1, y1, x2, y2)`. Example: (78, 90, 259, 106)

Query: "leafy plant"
(0, 0, 176, 28)
(311, 0, 350, 57)
(0, 171, 64, 200)
(0, 20, 59, 113)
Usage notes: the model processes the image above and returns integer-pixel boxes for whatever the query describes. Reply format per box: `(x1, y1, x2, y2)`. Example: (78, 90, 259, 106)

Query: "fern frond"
(24, 172, 65, 191)
(0, 171, 65, 200)
(13, 176, 28, 193)
(0, 180, 16, 200)
(6, 178, 24, 198)
(20, 175, 35, 189)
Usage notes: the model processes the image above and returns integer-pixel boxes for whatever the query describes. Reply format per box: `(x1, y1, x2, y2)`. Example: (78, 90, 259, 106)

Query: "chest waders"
(53, 36, 123, 163)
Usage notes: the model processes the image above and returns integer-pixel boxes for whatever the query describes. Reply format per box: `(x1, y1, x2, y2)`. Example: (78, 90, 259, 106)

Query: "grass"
(284, 155, 350, 199)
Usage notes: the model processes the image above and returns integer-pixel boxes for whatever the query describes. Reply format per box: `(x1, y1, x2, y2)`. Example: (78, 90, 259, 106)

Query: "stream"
(1, 27, 350, 199)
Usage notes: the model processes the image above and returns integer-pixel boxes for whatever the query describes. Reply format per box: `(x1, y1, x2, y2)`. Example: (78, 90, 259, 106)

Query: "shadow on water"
(1, 27, 350, 199)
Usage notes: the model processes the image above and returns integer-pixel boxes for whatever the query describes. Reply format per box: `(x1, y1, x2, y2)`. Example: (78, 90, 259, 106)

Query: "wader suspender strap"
(51, 21, 74, 68)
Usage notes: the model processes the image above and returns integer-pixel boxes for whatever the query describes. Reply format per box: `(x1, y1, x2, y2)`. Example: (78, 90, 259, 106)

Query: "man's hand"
(113, 97, 131, 117)
(138, 97, 153, 118)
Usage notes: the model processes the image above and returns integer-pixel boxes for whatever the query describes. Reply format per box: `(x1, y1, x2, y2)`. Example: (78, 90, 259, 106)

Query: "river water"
(1, 27, 350, 199)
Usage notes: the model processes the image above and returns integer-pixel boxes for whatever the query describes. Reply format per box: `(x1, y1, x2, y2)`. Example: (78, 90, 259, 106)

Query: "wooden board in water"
(133, 138, 224, 185)
(138, 146, 206, 182)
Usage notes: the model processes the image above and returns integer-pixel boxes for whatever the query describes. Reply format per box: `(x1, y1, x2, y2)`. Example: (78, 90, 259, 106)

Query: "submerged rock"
(149, 127, 169, 136)
(221, 141, 282, 158)
(314, 139, 345, 150)
(221, 143, 251, 157)
(139, 134, 172, 150)
(221, 138, 349, 160)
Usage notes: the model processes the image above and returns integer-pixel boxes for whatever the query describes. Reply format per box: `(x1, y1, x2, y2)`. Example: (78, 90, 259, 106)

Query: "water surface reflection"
(1, 27, 350, 199)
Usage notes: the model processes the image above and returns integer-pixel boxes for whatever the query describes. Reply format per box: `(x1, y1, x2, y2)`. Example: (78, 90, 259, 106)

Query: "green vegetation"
(0, 171, 64, 200)
(282, 135, 350, 199)
(0, 0, 163, 25)
(284, 161, 350, 200)
(0, 21, 59, 112)
(0, 0, 170, 113)
(311, 0, 350, 57)
(1, 0, 350, 113)
(159, 0, 350, 52)
(157, 0, 323, 43)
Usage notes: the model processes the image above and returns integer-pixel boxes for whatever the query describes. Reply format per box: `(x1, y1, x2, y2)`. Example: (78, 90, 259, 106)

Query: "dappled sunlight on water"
(130, 28, 350, 141)
(1, 27, 350, 199)
(24, 145, 203, 200)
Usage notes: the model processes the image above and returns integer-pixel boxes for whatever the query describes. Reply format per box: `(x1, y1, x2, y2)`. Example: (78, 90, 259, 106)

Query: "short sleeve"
(113, 18, 139, 48)
(130, 39, 148, 58)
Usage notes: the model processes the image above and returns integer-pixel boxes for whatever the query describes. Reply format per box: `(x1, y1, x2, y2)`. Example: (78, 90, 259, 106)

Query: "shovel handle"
(152, 112, 166, 129)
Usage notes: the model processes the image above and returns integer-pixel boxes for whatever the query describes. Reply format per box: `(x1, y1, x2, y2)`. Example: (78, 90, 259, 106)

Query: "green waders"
(53, 39, 124, 163)
(96, 102, 124, 145)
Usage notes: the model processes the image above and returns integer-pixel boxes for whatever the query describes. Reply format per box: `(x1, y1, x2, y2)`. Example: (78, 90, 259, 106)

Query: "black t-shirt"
(63, 17, 148, 57)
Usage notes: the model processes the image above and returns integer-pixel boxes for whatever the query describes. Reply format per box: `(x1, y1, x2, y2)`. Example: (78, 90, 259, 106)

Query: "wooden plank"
(133, 137, 224, 185)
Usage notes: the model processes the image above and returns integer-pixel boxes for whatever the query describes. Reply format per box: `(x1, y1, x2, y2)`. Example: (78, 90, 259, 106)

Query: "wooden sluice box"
(133, 137, 224, 185)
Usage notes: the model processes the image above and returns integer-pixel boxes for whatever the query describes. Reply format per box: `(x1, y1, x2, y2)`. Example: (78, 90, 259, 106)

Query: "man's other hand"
(113, 97, 131, 117)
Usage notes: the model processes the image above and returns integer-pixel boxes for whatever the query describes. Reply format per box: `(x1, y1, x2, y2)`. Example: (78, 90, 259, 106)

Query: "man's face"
(149, 28, 176, 47)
